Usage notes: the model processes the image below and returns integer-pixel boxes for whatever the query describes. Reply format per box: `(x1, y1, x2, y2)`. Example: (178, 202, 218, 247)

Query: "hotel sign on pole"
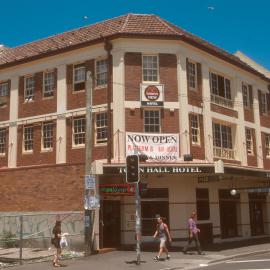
(126, 132, 179, 162)
(141, 84, 164, 107)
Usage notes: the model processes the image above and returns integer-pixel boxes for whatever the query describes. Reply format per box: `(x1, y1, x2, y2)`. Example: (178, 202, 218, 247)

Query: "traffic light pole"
(135, 181, 141, 265)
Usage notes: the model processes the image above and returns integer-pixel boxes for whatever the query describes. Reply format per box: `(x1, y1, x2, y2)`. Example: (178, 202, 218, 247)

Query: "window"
(73, 118, 85, 146)
(261, 92, 267, 115)
(96, 112, 108, 144)
(190, 114, 200, 145)
(0, 128, 6, 155)
(144, 110, 160, 133)
(213, 123, 234, 159)
(0, 82, 9, 97)
(43, 71, 55, 98)
(42, 122, 53, 150)
(242, 83, 249, 108)
(188, 61, 197, 90)
(265, 134, 270, 158)
(245, 128, 253, 155)
(142, 55, 158, 82)
(25, 76, 35, 101)
(210, 72, 232, 108)
(96, 59, 107, 87)
(73, 64, 85, 91)
(213, 123, 232, 149)
(23, 126, 34, 152)
(196, 188, 210, 220)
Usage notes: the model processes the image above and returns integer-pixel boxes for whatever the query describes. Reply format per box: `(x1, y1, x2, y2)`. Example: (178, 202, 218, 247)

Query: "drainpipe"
(104, 39, 113, 164)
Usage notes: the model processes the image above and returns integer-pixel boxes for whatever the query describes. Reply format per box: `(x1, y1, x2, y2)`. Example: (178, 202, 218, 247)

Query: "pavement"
(1, 238, 270, 269)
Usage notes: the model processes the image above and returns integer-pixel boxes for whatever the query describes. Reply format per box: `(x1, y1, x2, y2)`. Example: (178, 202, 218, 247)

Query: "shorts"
(159, 237, 167, 248)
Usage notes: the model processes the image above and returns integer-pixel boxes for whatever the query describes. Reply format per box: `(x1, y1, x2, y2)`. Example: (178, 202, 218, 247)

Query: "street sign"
(84, 195, 100, 210)
(85, 175, 95, 189)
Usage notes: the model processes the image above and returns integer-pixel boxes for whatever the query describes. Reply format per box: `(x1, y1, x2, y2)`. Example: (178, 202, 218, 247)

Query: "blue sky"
(1, 0, 269, 70)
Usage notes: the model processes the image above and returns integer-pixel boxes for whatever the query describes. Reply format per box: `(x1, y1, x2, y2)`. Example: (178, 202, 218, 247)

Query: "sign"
(84, 195, 100, 210)
(126, 132, 179, 162)
(141, 84, 164, 107)
(103, 165, 215, 175)
(85, 175, 95, 189)
(100, 184, 136, 196)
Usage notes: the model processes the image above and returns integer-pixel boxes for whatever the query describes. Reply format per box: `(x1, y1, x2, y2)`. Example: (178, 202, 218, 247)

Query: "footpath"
(0, 238, 270, 269)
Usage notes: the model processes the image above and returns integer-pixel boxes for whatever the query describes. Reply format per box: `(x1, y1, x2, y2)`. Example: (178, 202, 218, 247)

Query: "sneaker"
(153, 256, 160, 261)
(166, 255, 171, 260)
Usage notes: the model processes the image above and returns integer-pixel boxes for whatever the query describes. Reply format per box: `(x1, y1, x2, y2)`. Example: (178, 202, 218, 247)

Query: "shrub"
(0, 231, 18, 248)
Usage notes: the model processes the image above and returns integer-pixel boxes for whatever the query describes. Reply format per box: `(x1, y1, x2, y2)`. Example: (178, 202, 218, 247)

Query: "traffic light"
(126, 155, 139, 183)
(139, 182, 148, 196)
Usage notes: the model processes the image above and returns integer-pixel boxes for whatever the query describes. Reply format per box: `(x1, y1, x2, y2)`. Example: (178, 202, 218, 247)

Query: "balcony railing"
(213, 146, 235, 160)
(211, 94, 233, 109)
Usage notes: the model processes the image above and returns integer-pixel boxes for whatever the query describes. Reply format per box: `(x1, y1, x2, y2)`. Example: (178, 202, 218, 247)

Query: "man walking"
(153, 216, 172, 261)
(183, 212, 203, 255)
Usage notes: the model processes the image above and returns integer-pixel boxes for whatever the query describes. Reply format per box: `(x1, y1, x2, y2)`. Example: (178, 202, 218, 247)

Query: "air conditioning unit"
(0, 96, 7, 107)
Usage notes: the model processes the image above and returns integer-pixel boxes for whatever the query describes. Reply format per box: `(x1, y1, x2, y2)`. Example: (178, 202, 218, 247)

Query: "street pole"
(135, 181, 141, 265)
(85, 71, 94, 256)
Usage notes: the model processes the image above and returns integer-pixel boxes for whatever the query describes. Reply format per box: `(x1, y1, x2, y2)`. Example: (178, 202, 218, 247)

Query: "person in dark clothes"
(183, 212, 203, 255)
(52, 220, 62, 267)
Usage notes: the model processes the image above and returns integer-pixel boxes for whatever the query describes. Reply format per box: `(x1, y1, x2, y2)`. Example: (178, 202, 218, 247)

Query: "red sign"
(99, 184, 136, 196)
(144, 85, 160, 101)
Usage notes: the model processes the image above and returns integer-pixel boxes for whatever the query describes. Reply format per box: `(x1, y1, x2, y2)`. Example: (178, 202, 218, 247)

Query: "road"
(196, 252, 270, 270)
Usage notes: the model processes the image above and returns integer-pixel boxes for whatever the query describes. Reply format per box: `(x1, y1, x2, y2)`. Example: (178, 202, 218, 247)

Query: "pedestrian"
(153, 216, 172, 261)
(51, 220, 62, 267)
(183, 211, 203, 255)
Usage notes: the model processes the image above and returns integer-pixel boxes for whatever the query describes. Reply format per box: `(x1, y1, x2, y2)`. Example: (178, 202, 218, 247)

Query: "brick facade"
(0, 164, 84, 211)
(18, 71, 57, 118)
(211, 103, 238, 118)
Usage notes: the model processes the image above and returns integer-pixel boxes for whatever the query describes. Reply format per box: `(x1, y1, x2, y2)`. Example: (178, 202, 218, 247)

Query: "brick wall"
(17, 121, 56, 167)
(18, 71, 57, 118)
(0, 164, 84, 211)
(260, 114, 270, 129)
(66, 116, 107, 164)
(189, 113, 205, 160)
(244, 108, 254, 123)
(211, 104, 238, 118)
(125, 52, 142, 101)
(0, 80, 10, 122)
(159, 54, 178, 102)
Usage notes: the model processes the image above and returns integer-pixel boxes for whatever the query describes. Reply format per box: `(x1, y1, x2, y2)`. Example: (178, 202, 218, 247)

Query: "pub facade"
(0, 14, 270, 249)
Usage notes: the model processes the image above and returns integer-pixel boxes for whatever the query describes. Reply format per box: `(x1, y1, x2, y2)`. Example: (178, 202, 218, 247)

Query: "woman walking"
(52, 220, 62, 267)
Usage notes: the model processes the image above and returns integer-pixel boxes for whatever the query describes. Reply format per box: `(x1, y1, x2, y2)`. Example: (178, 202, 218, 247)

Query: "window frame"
(265, 134, 270, 158)
(245, 128, 253, 155)
(0, 128, 6, 156)
(212, 123, 233, 149)
(95, 112, 108, 145)
(210, 71, 233, 108)
(72, 117, 86, 147)
(41, 122, 53, 151)
(0, 81, 9, 97)
(242, 82, 250, 108)
(24, 76, 35, 102)
(190, 114, 200, 145)
(23, 125, 34, 153)
(73, 64, 86, 92)
(142, 55, 159, 83)
(143, 109, 161, 133)
(187, 60, 197, 90)
(43, 70, 55, 98)
(95, 59, 108, 88)
(261, 92, 267, 115)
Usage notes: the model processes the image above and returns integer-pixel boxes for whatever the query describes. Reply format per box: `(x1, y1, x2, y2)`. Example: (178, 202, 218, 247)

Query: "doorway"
(100, 200, 121, 248)
(249, 193, 265, 236)
(219, 189, 240, 238)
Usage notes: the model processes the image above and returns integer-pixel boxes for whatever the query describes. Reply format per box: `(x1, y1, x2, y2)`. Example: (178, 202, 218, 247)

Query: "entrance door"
(101, 200, 121, 248)
(219, 190, 239, 238)
(249, 193, 265, 236)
